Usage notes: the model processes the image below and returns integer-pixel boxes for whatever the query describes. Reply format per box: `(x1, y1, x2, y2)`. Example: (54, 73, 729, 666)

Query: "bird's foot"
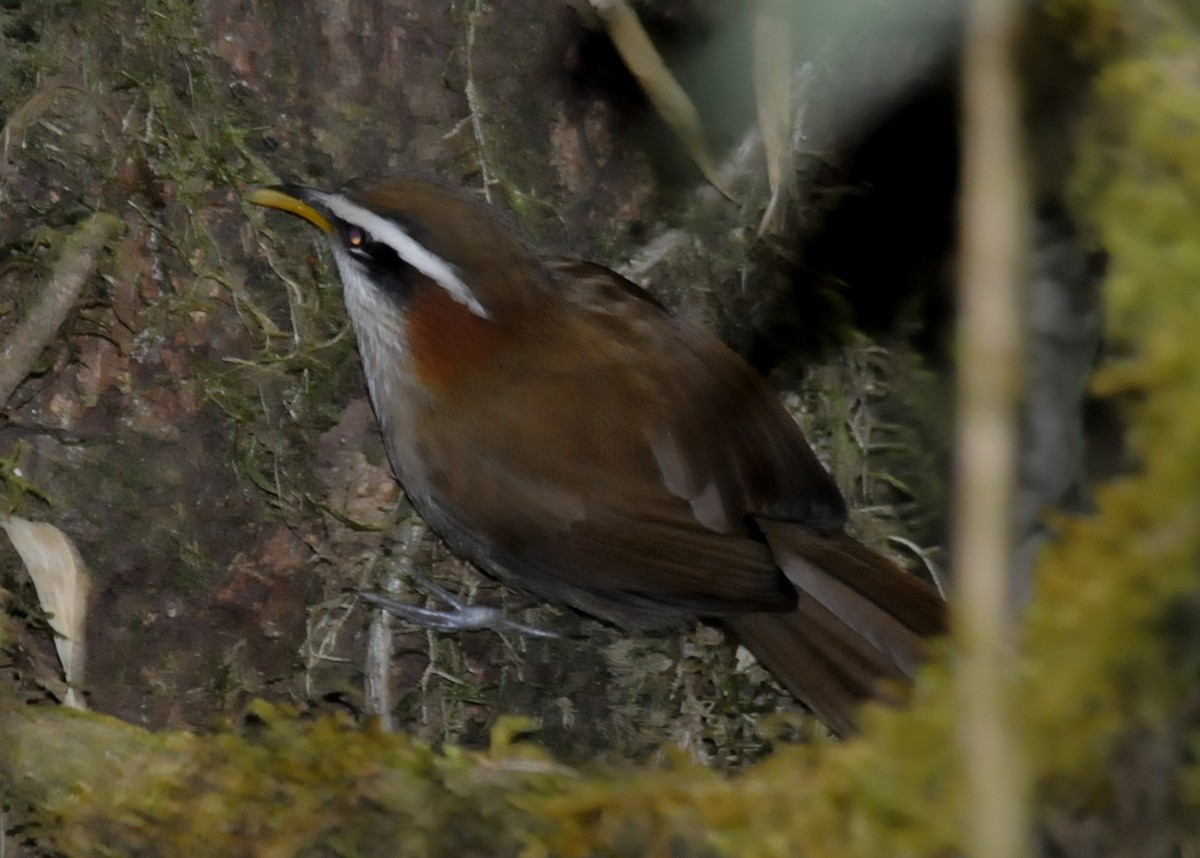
(358, 574, 558, 638)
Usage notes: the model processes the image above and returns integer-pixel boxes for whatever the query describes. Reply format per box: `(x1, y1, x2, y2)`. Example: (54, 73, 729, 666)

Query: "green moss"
(0, 442, 53, 513)
(8, 702, 547, 857)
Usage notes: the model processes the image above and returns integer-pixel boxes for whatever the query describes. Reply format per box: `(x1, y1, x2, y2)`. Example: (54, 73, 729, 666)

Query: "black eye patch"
(336, 224, 416, 304)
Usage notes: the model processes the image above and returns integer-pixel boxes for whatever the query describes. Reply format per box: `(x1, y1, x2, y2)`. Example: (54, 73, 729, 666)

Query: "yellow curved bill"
(247, 187, 334, 234)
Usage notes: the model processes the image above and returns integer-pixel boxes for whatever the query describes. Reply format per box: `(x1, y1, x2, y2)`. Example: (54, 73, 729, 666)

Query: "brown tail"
(725, 521, 947, 736)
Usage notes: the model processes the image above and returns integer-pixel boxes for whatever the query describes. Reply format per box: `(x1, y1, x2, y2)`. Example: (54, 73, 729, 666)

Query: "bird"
(248, 174, 947, 736)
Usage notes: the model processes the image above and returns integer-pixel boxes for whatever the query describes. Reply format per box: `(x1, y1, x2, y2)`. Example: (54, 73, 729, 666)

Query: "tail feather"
(760, 521, 946, 636)
(731, 520, 948, 735)
(726, 599, 896, 737)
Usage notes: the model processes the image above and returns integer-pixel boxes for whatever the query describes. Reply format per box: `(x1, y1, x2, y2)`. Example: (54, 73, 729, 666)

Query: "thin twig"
(364, 515, 428, 731)
(0, 213, 122, 408)
(463, 0, 496, 203)
(955, 0, 1030, 855)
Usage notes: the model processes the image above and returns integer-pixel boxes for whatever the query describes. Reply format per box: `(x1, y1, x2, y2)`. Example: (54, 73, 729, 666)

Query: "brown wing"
(409, 258, 849, 629)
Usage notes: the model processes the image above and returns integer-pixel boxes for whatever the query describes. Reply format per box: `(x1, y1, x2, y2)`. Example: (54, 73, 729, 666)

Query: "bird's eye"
(347, 226, 366, 249)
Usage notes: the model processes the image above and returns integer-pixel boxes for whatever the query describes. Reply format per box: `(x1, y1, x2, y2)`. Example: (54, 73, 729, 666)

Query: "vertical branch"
(364, 515, 430, 732)
(955, 0, 1029, 856)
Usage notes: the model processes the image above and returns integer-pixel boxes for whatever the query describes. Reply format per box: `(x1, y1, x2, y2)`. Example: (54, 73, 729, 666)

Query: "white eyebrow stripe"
(317, 192, 489, 319)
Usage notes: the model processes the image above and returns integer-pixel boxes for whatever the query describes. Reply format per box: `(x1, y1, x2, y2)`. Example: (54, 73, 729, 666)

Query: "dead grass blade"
(754, 0, 793, 234)
(588, 0, 733, 198)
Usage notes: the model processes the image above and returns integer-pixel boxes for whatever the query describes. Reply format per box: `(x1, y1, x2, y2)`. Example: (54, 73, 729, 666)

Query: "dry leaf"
(588, 0, 733, 198)
(1, 515, 91, 709)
